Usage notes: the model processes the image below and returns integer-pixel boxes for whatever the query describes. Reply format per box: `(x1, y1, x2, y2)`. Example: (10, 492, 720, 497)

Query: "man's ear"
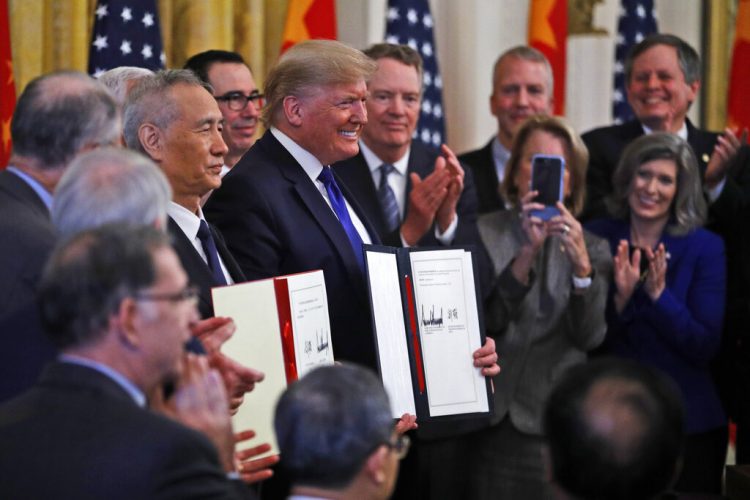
(113, 297, 143, 349)
(363, 445, 389, 485)
(282, 95, 304, 127)
(138, 123, 164, 161)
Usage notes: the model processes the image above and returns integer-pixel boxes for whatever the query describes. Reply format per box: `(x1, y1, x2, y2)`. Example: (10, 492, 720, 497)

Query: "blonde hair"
(262, 40, 376, 127)
(502, 115, 589, 216)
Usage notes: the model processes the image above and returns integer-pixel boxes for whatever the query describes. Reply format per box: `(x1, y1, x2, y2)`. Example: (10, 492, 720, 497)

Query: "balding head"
(544, 358, 684, 500)
(10, 71, 120, 172)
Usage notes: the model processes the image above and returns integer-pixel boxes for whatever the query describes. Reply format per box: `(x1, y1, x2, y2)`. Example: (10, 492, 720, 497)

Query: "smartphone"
(530, 154, 565, 220)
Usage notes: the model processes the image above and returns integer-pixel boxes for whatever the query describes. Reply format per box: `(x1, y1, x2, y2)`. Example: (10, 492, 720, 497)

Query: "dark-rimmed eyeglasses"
(385, 434, 411, 460)
(135, 285, 199, 304)
(215, 91, 266, 111)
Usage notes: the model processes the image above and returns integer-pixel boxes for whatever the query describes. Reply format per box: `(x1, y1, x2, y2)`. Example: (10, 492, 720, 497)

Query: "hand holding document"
(365, 246, 492, 422)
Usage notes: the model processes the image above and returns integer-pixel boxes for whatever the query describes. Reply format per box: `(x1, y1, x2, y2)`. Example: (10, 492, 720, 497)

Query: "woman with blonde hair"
(470, 115, 611, 499)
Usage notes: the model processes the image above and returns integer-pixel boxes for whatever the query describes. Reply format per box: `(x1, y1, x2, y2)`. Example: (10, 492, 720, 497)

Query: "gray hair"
(10, 71, 120, 170)
(98, 66, 154, 106)
(52, 147, 172, 237)
(262, 40, 376, 127)
(274, 364, 393, 489)
(625, 34, 701, 86)
(39, 223, 170, 349)
(493, 45, 554, 96)
(123, 69, 212, 155)
(607, 132, 706, 235)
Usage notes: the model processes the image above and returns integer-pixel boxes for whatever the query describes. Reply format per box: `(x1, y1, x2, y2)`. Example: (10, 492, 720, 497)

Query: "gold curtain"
(8, 0, 290, 94)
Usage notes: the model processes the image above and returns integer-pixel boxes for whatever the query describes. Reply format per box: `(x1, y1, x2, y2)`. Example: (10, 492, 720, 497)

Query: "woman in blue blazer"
(586, 132, 726, 496)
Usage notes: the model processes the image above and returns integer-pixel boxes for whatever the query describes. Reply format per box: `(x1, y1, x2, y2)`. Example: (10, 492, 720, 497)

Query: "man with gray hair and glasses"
(0, 70, 120, 318)
(0, 224, 257, 499)
(275, 364, 407, 500)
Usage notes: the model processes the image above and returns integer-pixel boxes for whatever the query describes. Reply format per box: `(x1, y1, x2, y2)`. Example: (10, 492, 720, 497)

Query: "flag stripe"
(0, 0, 15, 168)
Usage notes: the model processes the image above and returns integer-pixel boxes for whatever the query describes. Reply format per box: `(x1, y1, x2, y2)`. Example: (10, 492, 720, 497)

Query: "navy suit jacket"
(204, 131, 381, 369)
(167, 217, 245, 319)
(333, 141, 481, 249)
(0, 362, 254, 499)
(458, 138, 506, 215)
(0, 170, 56, 318)
(586, 218, 726, 434)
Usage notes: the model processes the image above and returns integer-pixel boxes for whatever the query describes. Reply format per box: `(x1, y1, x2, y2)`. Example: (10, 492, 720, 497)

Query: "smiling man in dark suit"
(124, 70, 246, 319)
(0, 224, 255, 499)
(581, 33, 747, 222)
(333, 43, 478, 250)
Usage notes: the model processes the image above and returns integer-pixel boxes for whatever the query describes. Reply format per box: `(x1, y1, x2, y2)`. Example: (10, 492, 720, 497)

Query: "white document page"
(212, 280, 285, 456)
(286, 270, 335, 377)
(409, 249, 489, 417)
(365, 250, 416, 418)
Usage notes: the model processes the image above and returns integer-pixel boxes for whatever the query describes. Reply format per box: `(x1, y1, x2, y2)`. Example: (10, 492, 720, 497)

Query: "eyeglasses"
(215, 91, 266, 111)
(385, 434, 411, 460)
(135, 285, 199, 304)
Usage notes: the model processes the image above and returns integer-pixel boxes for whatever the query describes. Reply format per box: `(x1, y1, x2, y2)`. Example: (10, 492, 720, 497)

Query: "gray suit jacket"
(478, 210, 611, 434)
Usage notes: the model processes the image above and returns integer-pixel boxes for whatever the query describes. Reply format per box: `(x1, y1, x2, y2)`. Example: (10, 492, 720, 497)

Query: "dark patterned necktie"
(196, 219, 228, 286)
(377, 163, 400, 232)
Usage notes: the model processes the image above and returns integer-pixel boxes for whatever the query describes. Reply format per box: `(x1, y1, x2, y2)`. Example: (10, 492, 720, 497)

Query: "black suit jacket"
(0, 362, 254, 499)
(167, 217, 246, 319)
(204, 131, 381, 369)
(0, 170, 56, 318)
(333, 141, 481, 249)
(458, 138, 506, 215)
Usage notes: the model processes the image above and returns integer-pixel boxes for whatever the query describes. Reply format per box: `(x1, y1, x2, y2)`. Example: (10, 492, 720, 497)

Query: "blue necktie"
(196, 219, 228, 286)
(377, 163, 400, 233)
(317, 166, 365, 271)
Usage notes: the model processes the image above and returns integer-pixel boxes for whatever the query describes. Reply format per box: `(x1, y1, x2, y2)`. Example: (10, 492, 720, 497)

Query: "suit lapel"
(262, 133, 375, 288)
(167, 217, 216, 316)
(334, 152, 386, 236)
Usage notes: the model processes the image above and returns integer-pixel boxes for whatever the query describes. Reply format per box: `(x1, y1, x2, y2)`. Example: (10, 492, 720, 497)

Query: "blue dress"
(586, 218, 726, 434)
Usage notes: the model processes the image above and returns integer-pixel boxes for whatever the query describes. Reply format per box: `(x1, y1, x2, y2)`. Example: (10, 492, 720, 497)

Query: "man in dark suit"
(123, 70, 246, 319)
(275, 364, 405, 500)
(458, 46, 554, 214)
(0, 71, 119, 319)
(0, 224, 254, 499)
(333, 43, 478, 251)
(184, 50, 263, 174)
(581, 33, 747, 222)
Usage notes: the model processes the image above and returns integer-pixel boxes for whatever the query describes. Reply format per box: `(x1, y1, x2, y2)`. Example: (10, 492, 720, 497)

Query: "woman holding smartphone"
(586, 132, 726, 495)
(469, 115, 611, 499)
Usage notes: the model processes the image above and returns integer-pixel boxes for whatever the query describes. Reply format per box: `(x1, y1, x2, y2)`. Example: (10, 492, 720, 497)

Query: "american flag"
(612, 0, 658, 124)
(88, 0, 165, 78)
(385, 0, 446, 148)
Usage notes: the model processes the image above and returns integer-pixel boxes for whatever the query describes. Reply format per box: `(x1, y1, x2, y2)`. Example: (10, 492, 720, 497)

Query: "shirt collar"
(271, 127, 326, 183)
(59, 354, 147, 407)
(6, 166, 54, 210)
(641, 122, 688, 140)
(167, 201, 206, 241)
(491, 137, 510, 166)
(358, 140, 410, 177)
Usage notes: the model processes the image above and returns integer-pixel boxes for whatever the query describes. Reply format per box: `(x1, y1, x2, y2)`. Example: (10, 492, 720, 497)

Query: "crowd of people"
(0, 32, 748, 500)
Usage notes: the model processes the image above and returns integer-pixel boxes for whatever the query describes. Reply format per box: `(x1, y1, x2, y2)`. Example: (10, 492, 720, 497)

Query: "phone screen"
(530, 155, 565, 219)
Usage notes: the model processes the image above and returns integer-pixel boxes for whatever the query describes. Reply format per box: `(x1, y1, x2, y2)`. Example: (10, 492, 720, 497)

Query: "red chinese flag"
(528, 0, 567, 115)
(0, 0, 15, 168)
(728, 0, 750, 131)
(280, 0, 337, 54)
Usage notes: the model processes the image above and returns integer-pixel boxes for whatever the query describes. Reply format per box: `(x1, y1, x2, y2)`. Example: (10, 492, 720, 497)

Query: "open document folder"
(364, 246, 492, 421)
(212, 270, 334, 456)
